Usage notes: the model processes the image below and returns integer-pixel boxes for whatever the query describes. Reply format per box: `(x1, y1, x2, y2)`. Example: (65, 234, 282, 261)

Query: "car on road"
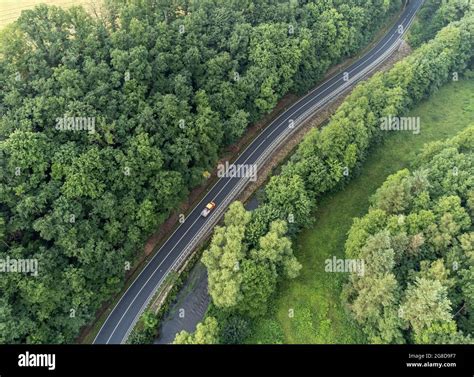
(201, 201, 216, 217)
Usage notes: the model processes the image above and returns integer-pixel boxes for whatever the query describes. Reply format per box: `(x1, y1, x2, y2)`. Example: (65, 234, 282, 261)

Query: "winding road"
(94, 0, 423, 344)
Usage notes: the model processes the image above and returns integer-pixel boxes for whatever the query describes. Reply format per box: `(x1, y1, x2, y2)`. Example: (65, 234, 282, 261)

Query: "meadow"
(247, 79, 474, 344)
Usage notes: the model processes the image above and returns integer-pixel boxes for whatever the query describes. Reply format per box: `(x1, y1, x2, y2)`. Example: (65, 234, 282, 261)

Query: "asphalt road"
(94, 0, 423, 344)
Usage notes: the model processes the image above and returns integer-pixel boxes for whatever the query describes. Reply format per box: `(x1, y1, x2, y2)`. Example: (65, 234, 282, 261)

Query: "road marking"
(95, 0, 423, 344)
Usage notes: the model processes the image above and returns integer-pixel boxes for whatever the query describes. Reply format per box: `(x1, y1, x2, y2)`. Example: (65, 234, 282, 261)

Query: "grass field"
(247, 79, 474, 344)
(0, 0, 99, 29)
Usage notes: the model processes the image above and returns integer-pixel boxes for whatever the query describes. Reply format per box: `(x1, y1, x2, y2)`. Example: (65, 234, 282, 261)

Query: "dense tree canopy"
(0, 0, 402, 343)
(343, 127, 474, 344)
(184, 202, 301, 344)
(197, 9, 473, 344)
(202, 202, 301, 317)
(408, 0, 472, 48)
(250, 9, 474, 238)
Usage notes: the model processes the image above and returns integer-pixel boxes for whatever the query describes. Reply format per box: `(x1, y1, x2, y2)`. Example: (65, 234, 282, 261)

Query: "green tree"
(400, 278, 453, 335)
(173, 317, 219, 344)
(344, 125, 474, 343)
(238, 260, 276, 318)
(201, 202, 250, 308)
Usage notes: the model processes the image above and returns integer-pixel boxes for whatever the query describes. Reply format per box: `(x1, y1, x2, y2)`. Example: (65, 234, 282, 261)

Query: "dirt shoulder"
(77, 31, 411, 345)
(238, 40, 412, 204)
(146, 40, 414, 345)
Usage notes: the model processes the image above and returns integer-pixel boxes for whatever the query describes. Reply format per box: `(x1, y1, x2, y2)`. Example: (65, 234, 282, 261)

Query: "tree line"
(175, 9, 474, 344)
(249, 8, 474, 247)
(0, 0, 402, 343)
(408, 0, 472, 48)
(344, 126, 474, 343)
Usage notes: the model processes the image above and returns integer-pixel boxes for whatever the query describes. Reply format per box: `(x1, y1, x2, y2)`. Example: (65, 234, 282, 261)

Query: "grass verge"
(247, 79, 474, 344)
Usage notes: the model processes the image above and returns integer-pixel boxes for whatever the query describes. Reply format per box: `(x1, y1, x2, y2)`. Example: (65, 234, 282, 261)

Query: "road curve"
(94, 0, 423, 344)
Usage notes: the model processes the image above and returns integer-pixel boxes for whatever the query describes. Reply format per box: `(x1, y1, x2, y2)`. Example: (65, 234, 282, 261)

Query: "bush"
(219, 315, 251, 344)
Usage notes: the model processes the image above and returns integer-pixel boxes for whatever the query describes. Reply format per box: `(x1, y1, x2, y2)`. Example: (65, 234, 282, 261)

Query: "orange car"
(201, 201, 216, 217)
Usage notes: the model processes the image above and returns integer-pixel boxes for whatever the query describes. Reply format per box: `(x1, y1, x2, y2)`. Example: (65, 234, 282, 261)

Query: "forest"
(0, 0, 402, 343)
(344, 126, 474, 344)
(408, 0, 472, 47)
(173, 7, 474, 344)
